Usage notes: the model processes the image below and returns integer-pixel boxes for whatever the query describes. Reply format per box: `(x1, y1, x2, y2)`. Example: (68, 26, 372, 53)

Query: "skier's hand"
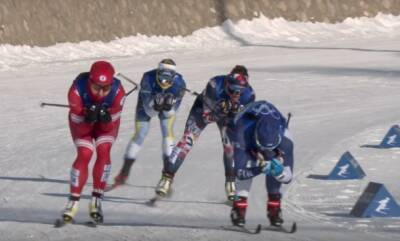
(98, 106, 111, 123)
(230, 101, 242, 114)
(84, 104, 99, 124)
(163, 93, 176, 111)
(270, 158, 284, 176)
(215, 99, 232, 115)
(153, 94, 164, 112)
(262, 158, 283, 176)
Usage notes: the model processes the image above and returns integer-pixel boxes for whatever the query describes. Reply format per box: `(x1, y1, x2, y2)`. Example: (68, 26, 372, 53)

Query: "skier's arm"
(68, 84, 85, 124)
(107, 85, 126, 122)
(260, 131, 294, 184)
(162, 75, 186, 117)
(139, 75, 158, 117)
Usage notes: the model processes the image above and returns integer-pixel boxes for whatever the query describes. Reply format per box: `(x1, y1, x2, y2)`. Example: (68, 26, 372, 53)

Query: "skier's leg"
(218, 124, 236, 200)
(266, 134, 294, 226)
(159, 113, 176, 167)
(266, 175, 283, 226)
(90, 136, 114, 223)
(156, 99, 207, 196)
(64, 137, 94, 220)
(231, 178, 252, 226)
(115, 115, 151, 185)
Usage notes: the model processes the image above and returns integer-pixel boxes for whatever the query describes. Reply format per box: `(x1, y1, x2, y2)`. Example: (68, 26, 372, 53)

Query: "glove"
(163, 93, 176, 111)
(262, 158, 284, 177)
(230, 102, 242, 114)
(215, 99, 232, 115)
(98, 106, 111, 123)
(153, 94, 164, 112)
(84, 104, 99, 124)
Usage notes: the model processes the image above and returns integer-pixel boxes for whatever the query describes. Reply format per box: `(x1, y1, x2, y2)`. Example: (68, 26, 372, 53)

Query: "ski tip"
(255, 224, 262, 234)
(289, 222, 297, 233)
(85, 221, 98, 228)
(54, 218, 68, 228)
(146, 197, 159, 207)
(104, 186, 115, 192)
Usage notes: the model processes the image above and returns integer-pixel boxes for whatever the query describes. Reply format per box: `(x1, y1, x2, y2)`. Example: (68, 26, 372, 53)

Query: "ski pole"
(40, 102, 69, 108)
(183, 87, 200, 96)
(116, 73, 139, 97)
(117, 72, 139, 88)
(286, 112, 292, 128)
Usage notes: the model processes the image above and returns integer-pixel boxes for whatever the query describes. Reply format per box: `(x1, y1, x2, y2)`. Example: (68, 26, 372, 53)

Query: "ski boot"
(106, 158, 135, 191)
(230, 196, 247, 227)
(62, 198, 79, 223)
(267, 194, 284, 227)
(155, 172, 174, 197)
(225, 181, 236, 201)
(89, 193, 104, 224)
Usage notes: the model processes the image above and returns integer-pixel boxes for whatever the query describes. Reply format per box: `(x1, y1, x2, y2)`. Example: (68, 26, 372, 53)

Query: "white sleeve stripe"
(111, 111, 121, 121)
(70, 113, 84, 123)
(275, 166, 292, 183)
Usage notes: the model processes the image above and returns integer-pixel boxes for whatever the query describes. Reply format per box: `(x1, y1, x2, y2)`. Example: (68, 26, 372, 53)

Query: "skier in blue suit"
(155, 65, 256, 201)
(226, 100, 294, 227)
(109, 59, 186, 190)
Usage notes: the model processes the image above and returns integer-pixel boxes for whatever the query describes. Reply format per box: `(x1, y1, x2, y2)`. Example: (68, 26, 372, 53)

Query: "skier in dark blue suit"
(109, 59, 187, 190)
(226, 100, 294, 227)
(156, 65, 255, 201)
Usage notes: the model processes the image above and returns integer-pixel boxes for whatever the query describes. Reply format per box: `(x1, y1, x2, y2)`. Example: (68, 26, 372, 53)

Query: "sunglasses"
(227, 84, 246, 95)
(157, 70, 175, 87)
(90, 82, 112, 92)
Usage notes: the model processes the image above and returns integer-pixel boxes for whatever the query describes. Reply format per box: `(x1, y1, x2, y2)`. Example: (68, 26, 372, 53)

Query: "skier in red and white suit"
(61, 60, 125, 223)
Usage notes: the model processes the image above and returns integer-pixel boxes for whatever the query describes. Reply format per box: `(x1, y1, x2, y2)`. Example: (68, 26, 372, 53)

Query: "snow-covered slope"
(0, 14, 400, 241)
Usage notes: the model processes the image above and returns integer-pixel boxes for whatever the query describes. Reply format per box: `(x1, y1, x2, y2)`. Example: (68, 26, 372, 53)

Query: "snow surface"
(1, 14, 400, 241)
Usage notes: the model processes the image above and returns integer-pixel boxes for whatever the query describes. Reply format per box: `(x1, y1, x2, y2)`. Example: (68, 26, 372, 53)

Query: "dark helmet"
(231, 65, 248, 77)
(255, 115, 283, 151)
(157, 59, 176, 89)
(225, 65, 249, 96)
(89, 61, 115, 86)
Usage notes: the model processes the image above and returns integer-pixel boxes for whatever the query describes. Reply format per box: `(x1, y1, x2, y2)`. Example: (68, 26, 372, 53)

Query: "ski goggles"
(157, 69, 175, 88)
(90, 81, 112, 92)
(227, 84, 246, 95)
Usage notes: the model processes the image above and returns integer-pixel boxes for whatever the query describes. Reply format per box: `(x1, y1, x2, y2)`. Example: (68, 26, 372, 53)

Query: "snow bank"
(0, 13, 399, 70)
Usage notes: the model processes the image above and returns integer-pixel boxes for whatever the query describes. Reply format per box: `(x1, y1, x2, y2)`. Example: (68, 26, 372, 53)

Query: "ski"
(54, 219, 100, 228)
(262, 222, 297, 233)
(54, 218, 69, 228)
(220, 224, 262, 234)
(146, 195, 162, 206)
(104, 182, 122, 192)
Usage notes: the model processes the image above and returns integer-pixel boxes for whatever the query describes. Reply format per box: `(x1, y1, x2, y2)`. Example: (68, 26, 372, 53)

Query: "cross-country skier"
(109, 59, 186, 190)
(61, 61, 125, 224)
(226, 100, 294, 227)
(155, 65, 255, 201)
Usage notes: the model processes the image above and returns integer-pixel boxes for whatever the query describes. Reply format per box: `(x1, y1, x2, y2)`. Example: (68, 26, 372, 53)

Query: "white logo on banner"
(375, 197, 390, 214)
(337, 164, 350, 177)
(387, 134, 397, 145)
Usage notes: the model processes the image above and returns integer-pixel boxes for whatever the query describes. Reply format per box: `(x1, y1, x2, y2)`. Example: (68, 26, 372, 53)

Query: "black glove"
(98, 106, 111, 123)
(230, 101, 241, 113)
(163, 93, 176, 111)
(84, 104, 99, 124)
(153, 94, 164, 112)
(215, 99, 232, 115)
